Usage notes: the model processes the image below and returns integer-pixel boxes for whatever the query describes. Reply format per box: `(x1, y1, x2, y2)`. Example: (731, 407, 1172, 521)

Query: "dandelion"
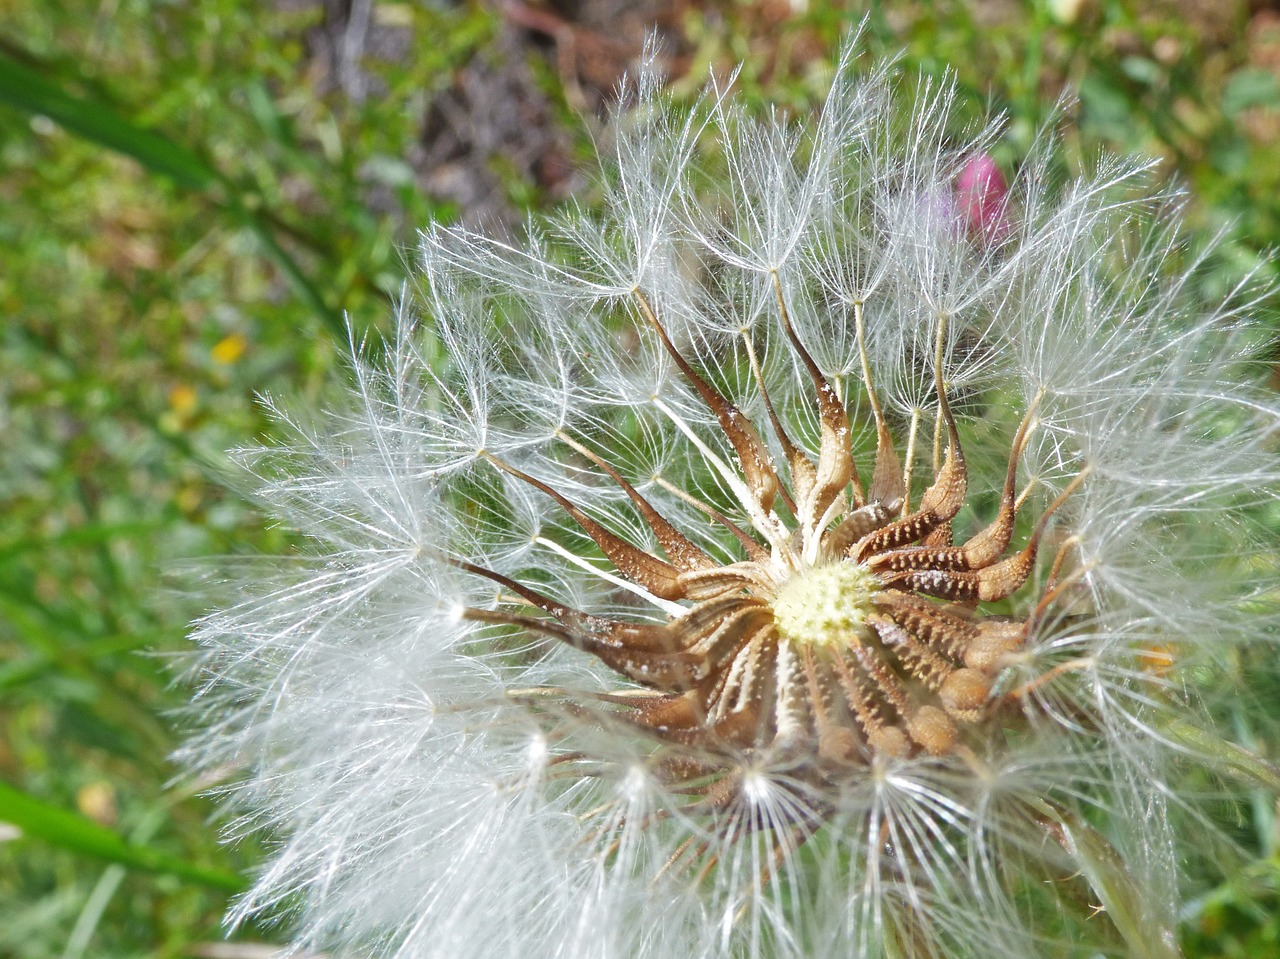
(184, 37, 1280, 959)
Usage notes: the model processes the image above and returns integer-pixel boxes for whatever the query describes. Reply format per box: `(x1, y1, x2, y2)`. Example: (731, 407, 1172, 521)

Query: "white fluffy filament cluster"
(184, 40, 1280, 959)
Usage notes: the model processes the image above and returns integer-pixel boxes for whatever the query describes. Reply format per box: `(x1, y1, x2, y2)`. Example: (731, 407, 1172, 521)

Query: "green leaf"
(1077, 72, 1135, 144)
(0, 781, 244, 893)
(1120, 56, 1161, 87)
(1222, 69, 1280, 118)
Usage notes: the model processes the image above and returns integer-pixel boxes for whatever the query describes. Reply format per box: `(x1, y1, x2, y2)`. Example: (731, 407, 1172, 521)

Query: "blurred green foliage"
(0, 0, 1276, 955)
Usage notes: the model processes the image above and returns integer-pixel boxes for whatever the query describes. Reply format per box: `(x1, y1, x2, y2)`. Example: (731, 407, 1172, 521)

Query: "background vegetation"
(1, 0, 1277, 955)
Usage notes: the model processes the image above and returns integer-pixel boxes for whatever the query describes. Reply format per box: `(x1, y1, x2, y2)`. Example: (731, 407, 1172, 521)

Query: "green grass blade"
(0, 781, 244, 893)
(0, 51, 217, 191)
(0, 48, 346, 340)
(0, 521, 170, 561)
(1035, 800, 1181, 959)
(236, 211, 349, 342)
(1168, 721, 1280, 792)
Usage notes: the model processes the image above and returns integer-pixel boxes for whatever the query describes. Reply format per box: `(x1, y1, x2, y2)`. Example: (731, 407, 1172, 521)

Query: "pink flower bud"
(955, 153, 1012, 243)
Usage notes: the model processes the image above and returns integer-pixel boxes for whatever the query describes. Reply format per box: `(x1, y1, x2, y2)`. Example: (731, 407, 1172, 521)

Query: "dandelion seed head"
(184, 32, 1280, 959)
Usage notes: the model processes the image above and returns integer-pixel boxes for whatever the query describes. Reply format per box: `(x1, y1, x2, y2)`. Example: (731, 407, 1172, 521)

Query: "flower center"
(770, 561, 880, 649)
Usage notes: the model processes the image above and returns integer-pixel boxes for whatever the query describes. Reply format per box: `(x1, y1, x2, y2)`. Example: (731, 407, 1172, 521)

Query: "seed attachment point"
(770, 561, 880, 649)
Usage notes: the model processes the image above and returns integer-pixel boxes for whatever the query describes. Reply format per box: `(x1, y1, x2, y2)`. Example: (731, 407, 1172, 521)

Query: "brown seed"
(940, 668, 992, 715)
(818, 726, 860, 762)
(908, 706, 957, 755)
(868, 726, 911, 759)
(965, 621, 1026, 670)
